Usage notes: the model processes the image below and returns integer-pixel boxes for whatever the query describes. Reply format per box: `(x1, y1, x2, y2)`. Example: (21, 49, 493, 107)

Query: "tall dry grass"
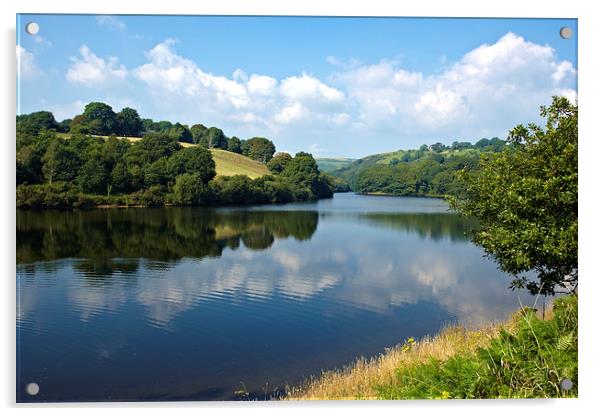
(285, 304, 556, 400)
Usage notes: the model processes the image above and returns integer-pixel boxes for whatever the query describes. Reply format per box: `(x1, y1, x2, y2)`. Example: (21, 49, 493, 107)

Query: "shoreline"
(284, 296, 576, 400)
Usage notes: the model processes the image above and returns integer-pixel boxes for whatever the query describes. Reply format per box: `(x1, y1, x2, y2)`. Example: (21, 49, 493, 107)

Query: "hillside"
(59, 134, 269, 179)
(210, 148, 269, 178)
(330, 139, 506, 196)
(316, 158, 356, 173)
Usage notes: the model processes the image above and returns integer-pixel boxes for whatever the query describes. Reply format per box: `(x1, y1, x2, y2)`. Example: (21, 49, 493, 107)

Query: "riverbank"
(285, 295, 577, 400)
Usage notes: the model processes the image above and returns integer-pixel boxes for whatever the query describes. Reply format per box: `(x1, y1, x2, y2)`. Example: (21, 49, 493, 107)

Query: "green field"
(209, 148, 269, 178)
(59, 134, 269, 179)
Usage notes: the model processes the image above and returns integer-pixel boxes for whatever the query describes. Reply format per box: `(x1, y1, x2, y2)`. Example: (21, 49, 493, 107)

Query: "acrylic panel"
(16, 14, 578, 402)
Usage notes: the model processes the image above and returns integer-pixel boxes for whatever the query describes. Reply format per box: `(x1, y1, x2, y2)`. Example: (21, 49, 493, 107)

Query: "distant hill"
(330, 139, 506, 197)
(316, 157, 356, 173)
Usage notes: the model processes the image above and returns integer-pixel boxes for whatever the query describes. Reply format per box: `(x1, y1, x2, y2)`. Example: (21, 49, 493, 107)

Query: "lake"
(16, 193, 543, 402)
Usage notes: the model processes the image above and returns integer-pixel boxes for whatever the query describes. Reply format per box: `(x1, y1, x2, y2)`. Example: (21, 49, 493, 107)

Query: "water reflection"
(16, 195, 540, 402)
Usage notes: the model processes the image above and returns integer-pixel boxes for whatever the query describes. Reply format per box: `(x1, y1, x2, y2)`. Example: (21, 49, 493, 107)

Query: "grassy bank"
(285, 295, 577, 400)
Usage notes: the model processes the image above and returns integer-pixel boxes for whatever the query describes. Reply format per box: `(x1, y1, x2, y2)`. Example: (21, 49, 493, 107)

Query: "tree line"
(16, 106, 334, 208)
(17, 102, 277, 164)
(332, 138, 507, 197)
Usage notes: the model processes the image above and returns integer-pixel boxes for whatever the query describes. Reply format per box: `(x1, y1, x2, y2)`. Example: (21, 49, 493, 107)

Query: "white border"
(2, 1, 600, 415)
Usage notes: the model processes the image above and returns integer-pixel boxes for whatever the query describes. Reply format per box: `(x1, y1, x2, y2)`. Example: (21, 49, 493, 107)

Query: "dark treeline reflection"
(357, 212, 478, 242)
(16, 208, 319, 270)
(17, 206, 477, 278)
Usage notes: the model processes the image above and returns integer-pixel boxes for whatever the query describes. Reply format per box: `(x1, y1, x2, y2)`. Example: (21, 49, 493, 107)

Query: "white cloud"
(79, 32, 576, 156)
(333, 32, 576, 142)
(96, 15, 126, 31)
(132, 40, 347, 132)
(66, 45, 127, 87)
(16, 46, 40, 79)
(280, 73, 344, 103)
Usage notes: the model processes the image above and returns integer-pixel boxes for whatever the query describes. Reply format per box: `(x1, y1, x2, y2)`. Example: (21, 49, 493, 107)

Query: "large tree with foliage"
(17, 111, 59, 135)
(116, 107, 143, 137)
(242, 137, 276, 163)
(266, 152, 293, 174)
(198, 127, 228, 149)
(451, 97, 577, 295)
(166, 146, 216, 184)
(83, 102, 118, 135)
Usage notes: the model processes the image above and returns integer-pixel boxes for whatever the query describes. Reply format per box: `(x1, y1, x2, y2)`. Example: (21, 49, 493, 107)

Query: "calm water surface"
(17, 193, 541, 401)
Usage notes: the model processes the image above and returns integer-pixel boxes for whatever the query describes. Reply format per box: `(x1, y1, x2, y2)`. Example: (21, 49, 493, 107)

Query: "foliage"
(450, 97, 577, 295)
(377, 295, 578, 399)
(167, 122, 193, 143)
(83, 102, 118, 135)
(190, 124, 208, 143)
(280, 152, 333, 199)
(198, 127, 228, 149)
(165, 146, 216, 185)
(171, 173, 207, 205)
(227, 136, 242, 154)
(332, 139, 505, 194)
(116, 107, 143, 137)
(16, 108, 333, 208)
(266, 152, 293, 174)
(241, 137, 276, 163)
(17, 111, 59, 135)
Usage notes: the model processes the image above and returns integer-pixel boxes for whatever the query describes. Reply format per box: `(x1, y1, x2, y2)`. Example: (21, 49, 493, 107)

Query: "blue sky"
(17, 15, 577, 158)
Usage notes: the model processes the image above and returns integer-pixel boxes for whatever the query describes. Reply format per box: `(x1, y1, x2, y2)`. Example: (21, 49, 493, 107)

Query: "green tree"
(17, 111, 59, 135)
(172, 173, 206, 205)
(190, 124, 208, 144)
(41, 139, 80, 184)
(280, 152, 333, 199)
(83, 102, 118, 135)
(266, 152, 292, 174)
(111, 161, 133, 194)
(451, 97, 577, 295)
(243, 137, 276, 163)
(78, 158, 109, 195)
(168, 122, 193, 143)
(116, 107, 143, 137)
(227, 136, 242, 153)
(166, 146, 216, 184)
(198, 127, 228, 149)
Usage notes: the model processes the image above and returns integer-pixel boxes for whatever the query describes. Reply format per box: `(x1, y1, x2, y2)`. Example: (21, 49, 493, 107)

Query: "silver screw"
(25, 22, 39, 35)
(25, 382, 40, 396)
(559, 27, 572, 39)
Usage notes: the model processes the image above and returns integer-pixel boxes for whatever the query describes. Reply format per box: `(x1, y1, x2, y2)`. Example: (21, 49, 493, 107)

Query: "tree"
(83, 102, 118, 135)
(243, 137, 276, 163)
(172, 173, 206, 205)
(451, 97, 577, 295)
(266, 152, 292, 174)
(198, 127, 228, 149)
(41, 139, 80, 184)
(78, 158, 109, 195)
(280, 152, 333, 199)
(166, 146, 216, 184)
(227, 136, 242, 154)
(116, 107, 143, 137)
(190, 124, 208, 144)
(69, 114, 92, 135)
(17, 111, 59, 135)
(168, 123, 193, 143)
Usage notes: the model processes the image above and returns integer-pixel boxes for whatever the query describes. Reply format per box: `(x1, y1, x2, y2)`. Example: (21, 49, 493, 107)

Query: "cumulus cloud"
(66, 45, 128, 87)
(132, 39, 347, 132)
(17, 45, 41, 79)
(333, 32, 576, 141)
(72, 32, 576, 155)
